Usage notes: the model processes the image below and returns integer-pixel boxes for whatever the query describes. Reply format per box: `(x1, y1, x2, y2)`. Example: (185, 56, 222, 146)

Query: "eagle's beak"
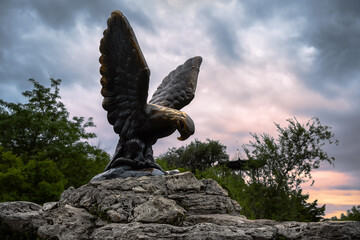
(177, 135, 189, 141)
(176, 114, 195, 141)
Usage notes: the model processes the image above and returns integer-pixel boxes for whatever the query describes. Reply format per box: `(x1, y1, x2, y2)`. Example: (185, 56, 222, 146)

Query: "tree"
(156, 139, 229, 172)
(241, 117, 338, 221)
(0, 147, 66, 203)
(0, 78, 110, 203)
(243, 117, 337, 191)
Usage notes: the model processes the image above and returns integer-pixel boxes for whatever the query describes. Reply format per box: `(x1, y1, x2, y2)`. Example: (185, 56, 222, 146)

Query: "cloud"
(301, 170, 360, 218)
(1, 0, 360, 217)
(237, 0, 360, 100)
(198, 1, 244, 62)
(300, 1, 360, 88)
(324, 204, 356, 219)
(21, 0, 154, 31)
(303, 170, 360, 190)
(0, 0, 158, 101)
(307, 189, 360, 206)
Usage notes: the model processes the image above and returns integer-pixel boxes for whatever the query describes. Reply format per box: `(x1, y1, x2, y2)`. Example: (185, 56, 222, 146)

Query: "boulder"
(1, 172, 359, 239)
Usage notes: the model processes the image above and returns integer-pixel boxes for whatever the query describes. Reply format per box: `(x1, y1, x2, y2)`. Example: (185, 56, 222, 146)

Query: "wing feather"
(99, 10, 150, 134)
(149, 56, 202, 110)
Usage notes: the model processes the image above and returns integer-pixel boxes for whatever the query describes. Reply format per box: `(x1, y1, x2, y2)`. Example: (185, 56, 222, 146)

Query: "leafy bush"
(0, 79, 110, 203)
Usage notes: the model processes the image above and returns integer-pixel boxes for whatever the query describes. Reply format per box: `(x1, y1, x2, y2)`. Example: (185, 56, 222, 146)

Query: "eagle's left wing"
(100, 10, 150, 137)
(149, 56, 202, 110)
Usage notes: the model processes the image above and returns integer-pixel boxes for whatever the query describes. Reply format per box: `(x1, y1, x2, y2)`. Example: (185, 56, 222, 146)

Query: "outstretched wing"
(99, 10, 150, 135)
(149, 56, 202, 110)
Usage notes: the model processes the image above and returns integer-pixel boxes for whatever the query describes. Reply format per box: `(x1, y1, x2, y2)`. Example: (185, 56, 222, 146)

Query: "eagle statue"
(98, 10, 202, 176)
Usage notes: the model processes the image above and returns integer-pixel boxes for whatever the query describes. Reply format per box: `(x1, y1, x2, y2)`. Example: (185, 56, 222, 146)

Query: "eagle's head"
(176, 113, 195, 141)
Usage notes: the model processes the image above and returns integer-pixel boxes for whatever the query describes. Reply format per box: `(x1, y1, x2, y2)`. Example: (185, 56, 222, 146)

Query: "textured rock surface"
(90, 165, 165, 181)
(0, 201, 44, 236)
(1, 172, 360, 239)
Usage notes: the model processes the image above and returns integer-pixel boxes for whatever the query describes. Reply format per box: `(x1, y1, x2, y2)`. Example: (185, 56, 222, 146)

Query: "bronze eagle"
(99, 11, 202, 172)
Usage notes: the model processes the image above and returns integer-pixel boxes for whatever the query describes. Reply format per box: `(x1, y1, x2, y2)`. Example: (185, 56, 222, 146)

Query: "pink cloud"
(302, 170, 360, 218)
(304, 171, 355, 189)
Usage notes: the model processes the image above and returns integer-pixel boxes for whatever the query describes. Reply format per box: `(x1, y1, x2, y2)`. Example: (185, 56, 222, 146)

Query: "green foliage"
(0, 79, 110, 203)
(331, 205, 360, 221)
(236, 118, 337, 221)
(1, 79, 88, 158)
(195, 165, 246, 202)
(239, 117, 337, 221)
(158, 117, 337, 222)
(240, 184, 325, 221)
(157, 139, 229, 172)
(243, 117, 338, 191)
(89, 204, 110, 222)
(0, 147, 66, 203)
(155, 158, 188, 173)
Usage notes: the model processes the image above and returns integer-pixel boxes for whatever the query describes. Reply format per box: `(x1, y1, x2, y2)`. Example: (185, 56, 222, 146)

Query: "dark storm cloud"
(299, 1, 360, 94)
(316, 107, 360, 174)
(240, 0, 299, 23)
(26, 0, 154, 31)
(199, 8, 242, 62)
(0, 0, 154, 101)
(240, 0, 360, 96)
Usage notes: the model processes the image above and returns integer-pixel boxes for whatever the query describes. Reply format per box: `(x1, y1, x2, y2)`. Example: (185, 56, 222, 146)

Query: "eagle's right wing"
(99, 11, 150, 136)
(149, 56, 202, 110)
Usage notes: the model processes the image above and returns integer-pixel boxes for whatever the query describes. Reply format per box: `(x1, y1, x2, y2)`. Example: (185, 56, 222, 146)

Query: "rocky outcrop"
(1, 172, 359, 239)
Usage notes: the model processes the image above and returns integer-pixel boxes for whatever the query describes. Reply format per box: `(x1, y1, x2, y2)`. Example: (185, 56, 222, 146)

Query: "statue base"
(90, 165, 180, 182)
(90, 165, 164, 182)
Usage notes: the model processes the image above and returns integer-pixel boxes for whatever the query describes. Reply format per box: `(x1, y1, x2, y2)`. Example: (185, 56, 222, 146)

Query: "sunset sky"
(1, 0, 359, 218)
